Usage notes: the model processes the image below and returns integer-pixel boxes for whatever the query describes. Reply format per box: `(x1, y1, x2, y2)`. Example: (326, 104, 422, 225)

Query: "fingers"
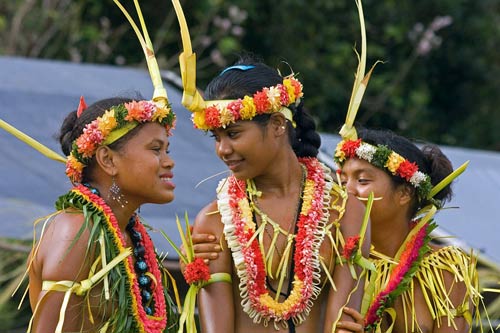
(336, 321, 364, 333)
(193, 243, 221, 260)
(343, 307, 364, 324)
(191, 233, 216, 244)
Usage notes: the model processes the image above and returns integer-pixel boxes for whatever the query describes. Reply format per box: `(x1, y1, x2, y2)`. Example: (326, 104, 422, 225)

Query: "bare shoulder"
(35, 210, 94, 282)
(193, 200, 223, 235)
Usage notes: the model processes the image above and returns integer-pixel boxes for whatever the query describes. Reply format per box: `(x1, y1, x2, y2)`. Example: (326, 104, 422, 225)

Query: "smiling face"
(210, 119, 282, 180)
(340, 158, 411, 227)
(113, 122, 175, 206)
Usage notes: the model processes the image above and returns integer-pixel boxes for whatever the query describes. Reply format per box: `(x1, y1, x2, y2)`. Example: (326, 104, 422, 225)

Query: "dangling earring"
(108, 176, 128, 208)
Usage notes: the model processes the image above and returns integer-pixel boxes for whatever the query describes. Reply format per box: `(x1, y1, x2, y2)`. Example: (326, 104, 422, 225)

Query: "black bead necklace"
(83, 183, 155, 315)
(126, 216, 156, 315)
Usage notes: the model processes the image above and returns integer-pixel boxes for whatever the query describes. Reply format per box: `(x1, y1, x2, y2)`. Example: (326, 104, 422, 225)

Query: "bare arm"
(432, 270, 471, 333)
(324, 193, 370, 333)
(194, 201, 235, 333)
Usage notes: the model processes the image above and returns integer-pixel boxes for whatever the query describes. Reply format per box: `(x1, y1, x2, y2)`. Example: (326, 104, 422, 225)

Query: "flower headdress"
(66, 0, 176, 183)
(0, 0, 176, 184)
(337, 0, 467, 205)
(171, 0, 302, 131)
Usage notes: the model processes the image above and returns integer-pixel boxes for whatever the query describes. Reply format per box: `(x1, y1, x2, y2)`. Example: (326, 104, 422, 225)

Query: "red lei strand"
(74, 184, 167, 332)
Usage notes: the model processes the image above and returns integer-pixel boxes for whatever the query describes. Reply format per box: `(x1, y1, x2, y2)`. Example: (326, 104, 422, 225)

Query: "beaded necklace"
(68, 184, 168, 332)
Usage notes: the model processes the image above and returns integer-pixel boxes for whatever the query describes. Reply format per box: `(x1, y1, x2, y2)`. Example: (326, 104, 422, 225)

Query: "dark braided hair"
(204, 55, 321, 158)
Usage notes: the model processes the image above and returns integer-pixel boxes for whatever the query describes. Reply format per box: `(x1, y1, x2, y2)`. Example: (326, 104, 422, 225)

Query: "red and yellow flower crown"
(65, 1, 177, 183)
(0, 1, 176, 183)
(334, 139, 432, 199)
(66, 100, 175, 183)
(192, 76, 303, 130)
(171, 1, 301, 131)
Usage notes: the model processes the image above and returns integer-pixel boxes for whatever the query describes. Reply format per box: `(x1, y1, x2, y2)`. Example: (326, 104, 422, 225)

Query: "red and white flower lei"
(216, 157, 332, 327)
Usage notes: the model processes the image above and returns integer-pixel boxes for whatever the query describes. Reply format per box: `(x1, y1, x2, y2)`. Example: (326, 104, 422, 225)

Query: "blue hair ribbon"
(219, 65, 255, 76)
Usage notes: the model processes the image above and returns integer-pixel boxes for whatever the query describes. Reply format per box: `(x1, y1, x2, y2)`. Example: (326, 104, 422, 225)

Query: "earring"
(108, 176, 128, 208)
(281, 126, 285, 129)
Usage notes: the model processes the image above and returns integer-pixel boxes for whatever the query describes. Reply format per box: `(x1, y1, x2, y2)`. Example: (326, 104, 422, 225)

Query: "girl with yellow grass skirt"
(334, 128, 482, 333)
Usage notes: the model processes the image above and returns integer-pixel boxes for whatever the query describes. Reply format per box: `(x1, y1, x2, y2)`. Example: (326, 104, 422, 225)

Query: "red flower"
(204, 106, 221, 128)
(183, 257, 210, 285)
(227, 100, 243, 120)
(278, 84, 290, 105)
(342, 235, 360, 260)
(341, 139, 362, 158)
(396, 160, 418, 181)
(253, 91, 270, 114)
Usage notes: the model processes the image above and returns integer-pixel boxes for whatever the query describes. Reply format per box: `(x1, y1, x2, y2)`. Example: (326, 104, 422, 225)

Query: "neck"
(252, 153, 305, 197)
(83, 182, 138, 230)
(371, 217, 412, 257)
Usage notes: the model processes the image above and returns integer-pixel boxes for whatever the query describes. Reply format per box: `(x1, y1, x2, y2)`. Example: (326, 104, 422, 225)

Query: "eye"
(358, 178, 370, 184)
(227, 130, 239, 139)
(209, 133, 220, 142)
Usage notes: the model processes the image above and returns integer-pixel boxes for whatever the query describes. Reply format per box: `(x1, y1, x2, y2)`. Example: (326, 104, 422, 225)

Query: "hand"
(335, 307, 364, 333)
(191, 233, 221, 261)
(179, 232, 221, 274)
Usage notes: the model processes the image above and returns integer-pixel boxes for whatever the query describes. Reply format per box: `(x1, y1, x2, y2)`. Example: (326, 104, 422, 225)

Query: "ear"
(397, 184, 413, 206)
(269, 113, 287, 136)
(95, 146, 118, 177)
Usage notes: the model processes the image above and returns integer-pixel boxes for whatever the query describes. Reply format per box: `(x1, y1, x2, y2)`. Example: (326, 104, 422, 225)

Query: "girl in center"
(190, 56, 369, 333)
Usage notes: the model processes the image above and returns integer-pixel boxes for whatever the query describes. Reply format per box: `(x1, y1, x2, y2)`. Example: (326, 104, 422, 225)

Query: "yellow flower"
(152, 104, 170, 122)
(97, 110, 117, 136)
(300, 180, 315, 213)
(385, 152, 405, 174)
(266, 86, 282, 111)
(283, 79, 296, 103)
(240, 96, 257, 120)
(219, 107, 235, 127)
(239, 199, 255, 232)
(334, 141, 346, 162)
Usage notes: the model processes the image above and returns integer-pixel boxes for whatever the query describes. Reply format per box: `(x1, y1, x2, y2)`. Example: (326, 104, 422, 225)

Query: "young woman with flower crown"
(3, 2, 184, 332)
(181, 57, 370, 333)
(334, 128, 482, 333)
(24, 96, 179, 333)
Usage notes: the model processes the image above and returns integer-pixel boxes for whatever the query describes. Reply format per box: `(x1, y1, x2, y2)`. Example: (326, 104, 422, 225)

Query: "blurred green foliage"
(1, 0, 499, 150)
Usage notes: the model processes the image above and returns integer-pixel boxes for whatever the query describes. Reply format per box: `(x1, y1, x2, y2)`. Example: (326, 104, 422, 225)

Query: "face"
(340, 158, 404, 226)
(211, 120, 278, 180)
(114, 122, 175, 206)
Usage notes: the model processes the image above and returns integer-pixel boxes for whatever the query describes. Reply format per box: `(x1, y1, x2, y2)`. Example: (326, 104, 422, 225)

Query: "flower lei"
(217, 157, 332, 327)
(364, 220, 435, 331)
(192, 77, 303, 130)
(66, 100, 175, 183)
(60, 184, 168, 332)
(334, 139, 432, 200)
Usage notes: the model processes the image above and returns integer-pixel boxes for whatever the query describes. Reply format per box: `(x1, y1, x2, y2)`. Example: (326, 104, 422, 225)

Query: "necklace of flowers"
(217, 157, 333, 328)
(364, 219, 435, 331)
(74, 184, 167, 333)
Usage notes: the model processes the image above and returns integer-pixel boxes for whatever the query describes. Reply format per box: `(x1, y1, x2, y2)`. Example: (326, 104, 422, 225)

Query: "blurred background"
(0, 0, 499, 331)
(1, 0, 499, 150)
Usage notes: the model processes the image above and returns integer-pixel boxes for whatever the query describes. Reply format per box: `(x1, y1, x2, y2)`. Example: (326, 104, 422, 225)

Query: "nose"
(343, 178, 357, 196)
(162, 152, 175, 169)
(216, 137, 232, 160)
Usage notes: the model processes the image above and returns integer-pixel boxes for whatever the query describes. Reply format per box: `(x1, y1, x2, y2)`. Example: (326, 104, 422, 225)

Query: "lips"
(160, 173, 175, 189)
(224, 159, 243, 171)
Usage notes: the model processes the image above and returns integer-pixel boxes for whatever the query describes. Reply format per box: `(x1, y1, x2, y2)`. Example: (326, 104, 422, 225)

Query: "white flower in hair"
(410, 171, 427, 187)
(356, 143, 377, 162)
